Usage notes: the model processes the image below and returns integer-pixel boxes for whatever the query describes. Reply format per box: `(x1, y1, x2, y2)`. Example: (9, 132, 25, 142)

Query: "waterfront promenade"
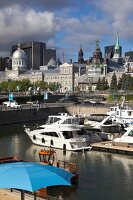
(0, 189, 20, 200)
(0, 189, 59, 200)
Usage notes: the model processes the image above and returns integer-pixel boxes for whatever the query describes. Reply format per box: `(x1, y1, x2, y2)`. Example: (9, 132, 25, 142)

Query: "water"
(1, 123, 133, 200)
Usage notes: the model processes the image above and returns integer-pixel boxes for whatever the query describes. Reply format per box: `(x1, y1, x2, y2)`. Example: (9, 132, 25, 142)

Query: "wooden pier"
(91, 141, 133, 155)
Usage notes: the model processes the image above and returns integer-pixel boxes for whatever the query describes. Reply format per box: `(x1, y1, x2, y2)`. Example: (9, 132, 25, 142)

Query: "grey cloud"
(0, 5, 57, 56)
(93, 0, 133, 38)
(0, 0, 76, 10)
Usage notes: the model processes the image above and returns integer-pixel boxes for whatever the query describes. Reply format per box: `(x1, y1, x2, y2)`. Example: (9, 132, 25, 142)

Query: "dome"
(12, 48, 27, 60)
(47, 58, 56, 66)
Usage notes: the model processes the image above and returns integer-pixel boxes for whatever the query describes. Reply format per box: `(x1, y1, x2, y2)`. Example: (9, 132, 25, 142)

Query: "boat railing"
(57, 160, 77, 174)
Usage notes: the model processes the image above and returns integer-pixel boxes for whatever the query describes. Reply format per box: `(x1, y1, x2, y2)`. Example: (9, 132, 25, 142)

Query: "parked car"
(26, 101, 39, 108)
(3, 101, 21, 109)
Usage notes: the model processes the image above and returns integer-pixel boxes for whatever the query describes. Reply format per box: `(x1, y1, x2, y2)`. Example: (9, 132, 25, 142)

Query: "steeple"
(116, 32, 119, 46)
(114, 32, 120, 55)
(78, 45, 84, 64)
(95, 39, 100, 51)
(112, 32, 123, 64)
(93, 40, 102, 64)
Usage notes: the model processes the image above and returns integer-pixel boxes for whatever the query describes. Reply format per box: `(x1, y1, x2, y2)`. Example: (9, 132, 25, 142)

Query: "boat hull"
(25, 129, 91, 151)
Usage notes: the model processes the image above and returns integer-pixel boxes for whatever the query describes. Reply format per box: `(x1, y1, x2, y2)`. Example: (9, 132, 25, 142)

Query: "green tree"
(48, 82, 59, 92)
(104, 79, 109, 90)
(117, 77, 122, 90)
(101, 78, 109, 90)
(110, 73, 117, 91)
(96, 77, 102, 90)
(21, 79, 31, 91)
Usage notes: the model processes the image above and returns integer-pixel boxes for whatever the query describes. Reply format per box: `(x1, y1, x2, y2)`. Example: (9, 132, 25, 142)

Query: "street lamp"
(16, 85, 20, 96)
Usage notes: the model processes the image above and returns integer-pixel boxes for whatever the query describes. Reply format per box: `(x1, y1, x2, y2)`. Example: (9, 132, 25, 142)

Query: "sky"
(0, 0, 133, 62)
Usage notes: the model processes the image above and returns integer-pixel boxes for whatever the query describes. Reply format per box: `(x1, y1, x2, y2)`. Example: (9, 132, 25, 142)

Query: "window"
(46, 117, 60, 124)
(117, 111, 119, 115)
(128, 130, 133, 137)
(62, 131, 73, 139)
(40, 132, 59, 137)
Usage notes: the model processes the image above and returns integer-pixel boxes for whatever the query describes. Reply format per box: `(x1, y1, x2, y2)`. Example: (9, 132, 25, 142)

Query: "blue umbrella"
(0, 161, 74, 192)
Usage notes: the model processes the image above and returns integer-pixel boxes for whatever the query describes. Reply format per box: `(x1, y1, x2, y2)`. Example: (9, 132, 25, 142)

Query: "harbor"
(1, 120, 133, 200)
(1, 99, 133, 200)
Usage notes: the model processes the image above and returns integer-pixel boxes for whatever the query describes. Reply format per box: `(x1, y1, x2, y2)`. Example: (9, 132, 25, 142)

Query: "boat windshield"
(63, 118, 78, 125)
(46, 117, 60, 124)
(62, 131, 76, 139)
(128, 130, 133, 137)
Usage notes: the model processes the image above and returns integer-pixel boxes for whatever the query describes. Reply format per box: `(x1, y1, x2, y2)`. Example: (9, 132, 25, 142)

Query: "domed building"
(12, 44, 27, 72)
(5, 44, 27, 80)
(47, 57, 56, 67)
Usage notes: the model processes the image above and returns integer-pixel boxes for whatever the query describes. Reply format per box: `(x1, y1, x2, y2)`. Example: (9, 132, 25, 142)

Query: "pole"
(21, 190, 25, 200)
(34, 192, 37, 200)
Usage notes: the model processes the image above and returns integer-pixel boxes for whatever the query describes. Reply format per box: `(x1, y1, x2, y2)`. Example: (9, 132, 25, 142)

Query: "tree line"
(0, 79, 61, 93)
(96, 73, 133, 92)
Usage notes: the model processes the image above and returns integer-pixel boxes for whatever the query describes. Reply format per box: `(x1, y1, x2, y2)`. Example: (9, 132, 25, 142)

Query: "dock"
(91, 141, 133, 155)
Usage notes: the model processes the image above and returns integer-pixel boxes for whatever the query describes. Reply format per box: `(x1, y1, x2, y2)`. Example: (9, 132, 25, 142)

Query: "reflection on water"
(1, 123, 133, 200)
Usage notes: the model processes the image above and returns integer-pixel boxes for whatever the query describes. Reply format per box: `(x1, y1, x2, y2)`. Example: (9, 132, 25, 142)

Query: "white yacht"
(113, 126, 133, 144)
(107, 103, 133, 125)
(84, 114, 122, 133)
(84, 113, 126, 141)
(24, 113, 91, 151)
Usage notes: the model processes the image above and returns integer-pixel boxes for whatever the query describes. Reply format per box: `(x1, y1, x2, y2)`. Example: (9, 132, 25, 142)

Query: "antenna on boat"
(121, 96, 125, 108)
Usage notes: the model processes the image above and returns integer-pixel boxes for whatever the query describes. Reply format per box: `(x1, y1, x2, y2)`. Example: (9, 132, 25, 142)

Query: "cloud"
(0, 0, 76, 10)
(0, 5, 58, 56)
(0, 0, 132, 60)
(93, 0, 133, 39)
(56, 15, 111, 59)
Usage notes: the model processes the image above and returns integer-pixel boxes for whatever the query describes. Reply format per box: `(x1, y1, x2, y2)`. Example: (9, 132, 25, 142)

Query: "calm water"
(1, 123, 133, 200)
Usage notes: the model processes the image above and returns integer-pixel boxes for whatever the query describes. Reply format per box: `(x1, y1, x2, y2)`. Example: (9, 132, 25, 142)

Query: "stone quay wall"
(67, 105, 110, 117)
(0, 107, 68, 125)
(0, 104, 110, 125)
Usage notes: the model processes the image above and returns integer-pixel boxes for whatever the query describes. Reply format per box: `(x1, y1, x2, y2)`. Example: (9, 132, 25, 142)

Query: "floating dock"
(91, 141, 133, 155)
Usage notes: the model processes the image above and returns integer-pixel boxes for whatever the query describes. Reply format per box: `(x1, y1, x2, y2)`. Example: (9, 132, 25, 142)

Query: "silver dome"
(12, 48, 27, 60)
(47, 58, 56, 66)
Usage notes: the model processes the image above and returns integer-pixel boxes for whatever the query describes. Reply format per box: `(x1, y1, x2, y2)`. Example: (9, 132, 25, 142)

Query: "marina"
(1, 122, 133, 200)
(0, 0, 133, 199)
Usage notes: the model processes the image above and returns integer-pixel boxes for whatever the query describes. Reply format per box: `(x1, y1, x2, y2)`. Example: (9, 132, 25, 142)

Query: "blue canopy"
(0, 161, 74, 192)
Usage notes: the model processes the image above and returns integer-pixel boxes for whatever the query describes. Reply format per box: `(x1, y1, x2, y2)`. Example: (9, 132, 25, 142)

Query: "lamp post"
(16, 85, 20, 96)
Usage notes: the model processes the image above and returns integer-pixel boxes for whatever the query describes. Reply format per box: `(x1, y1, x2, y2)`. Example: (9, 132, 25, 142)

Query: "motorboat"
(78, 127, 103, 143)
(107, 97, 133, 125)
(84, 113, 126, 141)
(113, 126, 133, 145)
(84, 114, 123, 133)
(24, 113, 91, 151)
(38, 148, 79, 183)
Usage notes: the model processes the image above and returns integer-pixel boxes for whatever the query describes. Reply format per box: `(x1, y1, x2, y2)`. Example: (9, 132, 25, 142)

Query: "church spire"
(116, 32, 119, 47)
(78, 45, 84, 64)
(114, 32, 120, 55)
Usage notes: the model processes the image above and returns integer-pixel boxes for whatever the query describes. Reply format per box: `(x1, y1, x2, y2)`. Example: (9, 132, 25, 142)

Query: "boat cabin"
(38, 148, 55, 165)
(38, 148, 79, 183)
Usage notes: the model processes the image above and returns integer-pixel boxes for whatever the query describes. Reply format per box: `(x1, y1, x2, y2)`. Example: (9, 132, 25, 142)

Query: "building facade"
(86, 40, 107, 78)
(59, 62, 74, 93)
